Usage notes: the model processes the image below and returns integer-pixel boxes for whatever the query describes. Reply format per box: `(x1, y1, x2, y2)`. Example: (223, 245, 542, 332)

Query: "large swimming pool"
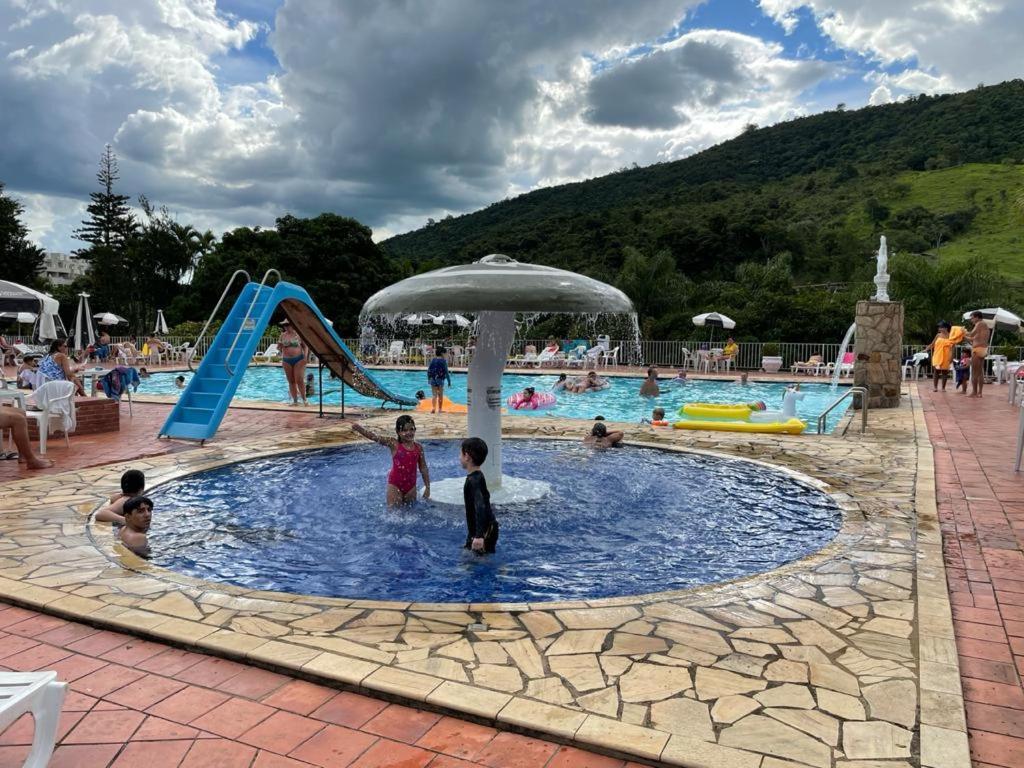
(147, 439, 842, 602)
(143, 367, 851, 432)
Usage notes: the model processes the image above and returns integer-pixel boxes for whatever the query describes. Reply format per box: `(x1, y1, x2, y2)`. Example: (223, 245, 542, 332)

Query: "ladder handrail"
(816, 386, 868, 435)
(188, 269, 250, 372)
(225, 268, 282, 377)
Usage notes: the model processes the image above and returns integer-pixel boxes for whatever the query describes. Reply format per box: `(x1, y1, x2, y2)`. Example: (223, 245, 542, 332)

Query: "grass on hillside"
(889, 163, 1024, 271)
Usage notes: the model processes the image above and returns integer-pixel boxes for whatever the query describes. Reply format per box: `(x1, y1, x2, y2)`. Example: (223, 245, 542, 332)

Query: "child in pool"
(174, 375, 186, 389)
(552, 373, 568, 392)
(427, 347, 453, 413)
(461, 437, 498, 553)
(305, 373, 315, 399)
(511, 386, 537, 409)
(119, 496, 153, 559)
(352, 415, 431, 506)
(96, 469, 146, 525)
(584, 421, 624, 448)
(641, 407, 667, 425)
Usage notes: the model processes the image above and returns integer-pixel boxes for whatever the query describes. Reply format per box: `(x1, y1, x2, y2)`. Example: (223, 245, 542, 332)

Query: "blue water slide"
(159, 280, 417, 441)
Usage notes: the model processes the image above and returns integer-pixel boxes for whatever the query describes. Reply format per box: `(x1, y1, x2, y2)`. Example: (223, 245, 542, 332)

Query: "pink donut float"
(507, 391, 557, 410)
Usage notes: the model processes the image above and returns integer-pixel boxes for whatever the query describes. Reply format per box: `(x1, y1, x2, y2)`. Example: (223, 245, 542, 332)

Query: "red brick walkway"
(0, 605, 638, 768)
(920, 386, 1024, 768)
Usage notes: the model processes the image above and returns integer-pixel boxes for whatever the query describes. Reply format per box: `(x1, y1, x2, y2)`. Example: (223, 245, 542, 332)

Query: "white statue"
(873, 235, 890, 302)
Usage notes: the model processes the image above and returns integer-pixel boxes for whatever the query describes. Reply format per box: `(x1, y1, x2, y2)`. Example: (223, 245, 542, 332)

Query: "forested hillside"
(381, 82, 1024, 342)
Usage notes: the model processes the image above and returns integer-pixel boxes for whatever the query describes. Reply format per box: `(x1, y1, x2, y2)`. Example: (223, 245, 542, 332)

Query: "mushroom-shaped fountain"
(361, 254, 635, 504)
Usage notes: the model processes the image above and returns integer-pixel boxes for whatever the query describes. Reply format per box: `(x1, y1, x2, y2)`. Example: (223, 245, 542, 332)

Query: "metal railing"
(189, 269, 250, 372)
(817, 386, 868, 435)
(225, 269, 281, 377)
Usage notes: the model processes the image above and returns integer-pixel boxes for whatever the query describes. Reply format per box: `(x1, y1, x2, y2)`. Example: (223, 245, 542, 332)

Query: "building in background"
(42, 252, 87, 285)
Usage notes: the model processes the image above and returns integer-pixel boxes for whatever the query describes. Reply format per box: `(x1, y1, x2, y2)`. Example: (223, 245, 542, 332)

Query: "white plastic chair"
(565, 346, 588, 368)
(24, 380, 75, 455)
(385, 341, 406, 364)
(0, 671, 67, 768)
(694, 349, 711, 373)
(600, 346, 620, 367)
(902, 351, 929, 381)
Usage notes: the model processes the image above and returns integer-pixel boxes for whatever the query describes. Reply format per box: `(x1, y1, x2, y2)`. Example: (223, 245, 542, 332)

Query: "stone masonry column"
(854, 300, 904, 408)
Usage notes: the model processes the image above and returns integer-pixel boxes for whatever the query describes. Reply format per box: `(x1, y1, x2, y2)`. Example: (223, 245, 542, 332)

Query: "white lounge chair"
(564, 346, 588, 368)
(510, 345, 538, 367)
(0, 671, 67, 768)
(790, 355, 823, 375)
(255, 343, 280, 362)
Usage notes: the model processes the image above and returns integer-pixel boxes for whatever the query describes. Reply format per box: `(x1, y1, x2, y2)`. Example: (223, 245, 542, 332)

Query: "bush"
(996, 343, 1019, 361)
(762, 342, 781, 357)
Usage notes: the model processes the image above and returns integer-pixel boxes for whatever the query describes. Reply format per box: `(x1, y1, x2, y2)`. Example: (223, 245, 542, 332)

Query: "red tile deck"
(920, 385, 1024, 768)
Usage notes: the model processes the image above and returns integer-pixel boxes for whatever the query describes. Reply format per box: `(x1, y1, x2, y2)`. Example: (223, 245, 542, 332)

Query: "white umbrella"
(94, 312, 127, 326)
(73, 293, 96, 353)
(962, 307, 1022, 332)
(403, 313, 429, 325)
(693, 311, 736, 344)
(0, 312, 37, 324)
(431, 313, 472, 328)
(154, 309, 169, 335)
(692, 312, 736, 329)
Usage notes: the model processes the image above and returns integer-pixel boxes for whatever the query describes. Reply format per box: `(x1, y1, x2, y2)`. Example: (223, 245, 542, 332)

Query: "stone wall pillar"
(854, 300, 904, 409)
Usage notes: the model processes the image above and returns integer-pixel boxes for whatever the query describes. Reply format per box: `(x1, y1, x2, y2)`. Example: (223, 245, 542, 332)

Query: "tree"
(183, 213, 397, 335)
(0, 182, 45, 285)
(73, 145, 136, 254)
(615, 247, 687, 334)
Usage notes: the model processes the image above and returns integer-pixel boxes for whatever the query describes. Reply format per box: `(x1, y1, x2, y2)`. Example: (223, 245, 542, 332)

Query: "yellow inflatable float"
(416, 397, 467, 414)
(673, 418, 807, 435)
(680, 402, 758, 420)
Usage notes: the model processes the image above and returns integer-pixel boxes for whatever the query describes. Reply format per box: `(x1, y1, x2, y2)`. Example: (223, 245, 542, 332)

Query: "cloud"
(758, 1, 1024, 93)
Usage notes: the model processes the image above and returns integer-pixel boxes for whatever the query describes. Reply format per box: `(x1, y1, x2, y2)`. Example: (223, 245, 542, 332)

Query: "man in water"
(584, 421, 624, 448)
(963, 310, 992, 398)
(461, 437, 498, 553)
(639, 367, 660, 397)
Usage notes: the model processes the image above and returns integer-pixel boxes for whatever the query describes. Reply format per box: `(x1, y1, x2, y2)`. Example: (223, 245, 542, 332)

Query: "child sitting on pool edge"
(461, 437, 498, 553)
(352, 415, 430, 506)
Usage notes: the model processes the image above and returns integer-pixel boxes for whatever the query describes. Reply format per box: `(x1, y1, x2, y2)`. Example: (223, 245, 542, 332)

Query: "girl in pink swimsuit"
(351, 415, 431, 506)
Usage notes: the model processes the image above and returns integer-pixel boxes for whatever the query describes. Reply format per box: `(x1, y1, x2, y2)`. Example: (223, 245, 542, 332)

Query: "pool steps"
(159, 281, 417, 441)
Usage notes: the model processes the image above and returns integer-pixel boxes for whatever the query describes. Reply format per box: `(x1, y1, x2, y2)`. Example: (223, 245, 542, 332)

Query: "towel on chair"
(100, 366, 141, 401)
(28, 380, 76, 434)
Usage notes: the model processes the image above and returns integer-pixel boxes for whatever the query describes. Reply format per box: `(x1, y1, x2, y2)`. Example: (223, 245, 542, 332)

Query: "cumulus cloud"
(758, 1, 1024, 93)
(0, 0, 923, 255)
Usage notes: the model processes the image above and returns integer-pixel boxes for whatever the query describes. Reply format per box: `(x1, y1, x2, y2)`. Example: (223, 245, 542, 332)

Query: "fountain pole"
(466, 311, 516, 489)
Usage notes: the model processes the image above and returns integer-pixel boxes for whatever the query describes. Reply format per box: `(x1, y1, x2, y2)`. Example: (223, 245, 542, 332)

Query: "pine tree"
(0, 182, 45, 285)
(73, 144, 136, 256)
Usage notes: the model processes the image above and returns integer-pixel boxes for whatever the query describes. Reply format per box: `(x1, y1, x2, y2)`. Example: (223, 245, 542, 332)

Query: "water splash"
(830, 322, 856, 391)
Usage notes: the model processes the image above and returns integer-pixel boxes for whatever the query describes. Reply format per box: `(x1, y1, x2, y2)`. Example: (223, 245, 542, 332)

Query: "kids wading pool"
(146, 439, 842, 603)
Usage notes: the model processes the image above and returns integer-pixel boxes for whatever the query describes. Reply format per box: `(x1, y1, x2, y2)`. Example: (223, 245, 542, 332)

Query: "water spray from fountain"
(361, 254, 636, 504)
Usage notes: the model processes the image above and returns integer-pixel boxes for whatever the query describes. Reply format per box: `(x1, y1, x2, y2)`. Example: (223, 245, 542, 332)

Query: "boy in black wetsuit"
(460, 437, 499, 553)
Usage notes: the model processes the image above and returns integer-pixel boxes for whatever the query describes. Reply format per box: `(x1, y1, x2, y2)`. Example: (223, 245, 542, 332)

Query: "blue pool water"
(147, 439, 842, 602)
(143, 367, 850, 432)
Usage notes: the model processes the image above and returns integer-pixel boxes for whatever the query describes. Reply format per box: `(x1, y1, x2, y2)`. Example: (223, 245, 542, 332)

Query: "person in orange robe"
(927, 322, 962, 392)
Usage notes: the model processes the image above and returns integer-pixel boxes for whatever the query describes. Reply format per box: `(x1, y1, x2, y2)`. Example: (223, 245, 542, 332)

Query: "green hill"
(382, 81, 1024, 284)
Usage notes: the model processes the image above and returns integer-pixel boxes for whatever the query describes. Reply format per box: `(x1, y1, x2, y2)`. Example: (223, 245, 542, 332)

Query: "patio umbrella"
(154, 309, 169, 335)
(94, 312, 128, 326)
(431, 313, 472, 328)
(73, 293, 96, 354)
(0, 312, 37, 339)
(0, 280, 61, 340)
(692, 311, 736, 343)
(403, 313, 429, 325)
(962, 307, 1022, 333)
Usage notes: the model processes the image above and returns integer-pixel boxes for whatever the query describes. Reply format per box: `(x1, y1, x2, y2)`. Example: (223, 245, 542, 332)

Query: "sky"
(1, 0, 1022, 254)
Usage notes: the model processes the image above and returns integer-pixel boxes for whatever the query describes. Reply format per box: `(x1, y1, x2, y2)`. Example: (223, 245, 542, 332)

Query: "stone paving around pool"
(0, 391, 966, 767)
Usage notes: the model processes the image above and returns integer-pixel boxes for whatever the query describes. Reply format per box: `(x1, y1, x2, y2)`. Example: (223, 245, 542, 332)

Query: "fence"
(99, 334, 1023, 371)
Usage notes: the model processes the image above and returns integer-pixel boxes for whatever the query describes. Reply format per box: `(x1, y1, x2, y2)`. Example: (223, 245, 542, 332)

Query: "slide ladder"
(160, 273, 417, 441)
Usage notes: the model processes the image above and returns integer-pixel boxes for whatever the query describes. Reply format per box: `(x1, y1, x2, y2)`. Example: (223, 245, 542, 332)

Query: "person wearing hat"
(279, 319, 308, 405)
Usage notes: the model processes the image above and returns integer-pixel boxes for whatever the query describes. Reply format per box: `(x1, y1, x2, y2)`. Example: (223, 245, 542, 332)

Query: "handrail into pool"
(225, 269, 282, 377)
(188, 269, 250, 372)
(816, 386, 867, 435)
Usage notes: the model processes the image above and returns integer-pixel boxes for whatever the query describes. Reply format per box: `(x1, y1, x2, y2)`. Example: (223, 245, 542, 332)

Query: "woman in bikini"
(352, 415, 431, 506)
(279, 319, 308, 405)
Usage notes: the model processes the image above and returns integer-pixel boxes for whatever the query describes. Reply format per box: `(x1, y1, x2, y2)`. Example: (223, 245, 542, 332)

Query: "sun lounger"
(0, 671, 67, 768)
